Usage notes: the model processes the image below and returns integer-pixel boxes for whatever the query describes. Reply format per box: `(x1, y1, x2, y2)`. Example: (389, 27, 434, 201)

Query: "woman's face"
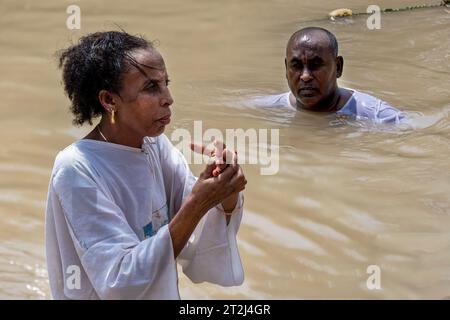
(113, 48, 173, 138)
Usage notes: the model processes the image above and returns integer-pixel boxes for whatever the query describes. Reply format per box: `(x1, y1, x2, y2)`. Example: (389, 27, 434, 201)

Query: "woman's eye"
(144, 83, 157, 91)
(143, 79, 170, 93)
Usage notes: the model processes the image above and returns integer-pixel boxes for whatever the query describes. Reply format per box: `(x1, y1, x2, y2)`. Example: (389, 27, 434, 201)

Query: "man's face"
(285, 33, 341, 110)
(113, 48, 173, 137)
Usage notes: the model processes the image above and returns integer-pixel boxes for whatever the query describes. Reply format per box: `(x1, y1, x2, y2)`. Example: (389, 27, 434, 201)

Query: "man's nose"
(300, 67, 313, 82)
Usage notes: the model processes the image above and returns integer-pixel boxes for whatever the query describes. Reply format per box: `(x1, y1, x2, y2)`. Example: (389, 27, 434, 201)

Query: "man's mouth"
(299, 87, 318, 91)
(298, 87, 318, 97)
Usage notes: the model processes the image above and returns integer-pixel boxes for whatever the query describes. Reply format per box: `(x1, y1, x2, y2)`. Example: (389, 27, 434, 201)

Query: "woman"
(45, 31, 247, 299)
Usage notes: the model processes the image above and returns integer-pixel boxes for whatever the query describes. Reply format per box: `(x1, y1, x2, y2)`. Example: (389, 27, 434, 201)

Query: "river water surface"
(0, 0, 449, 299)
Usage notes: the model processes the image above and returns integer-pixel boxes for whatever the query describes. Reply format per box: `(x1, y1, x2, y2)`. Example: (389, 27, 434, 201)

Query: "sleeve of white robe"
(158, 134, 245, 286)
(50, 158, 178, 300)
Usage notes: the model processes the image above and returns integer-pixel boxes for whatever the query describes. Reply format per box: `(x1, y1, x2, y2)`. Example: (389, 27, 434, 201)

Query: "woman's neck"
(82, 119, 143, 148)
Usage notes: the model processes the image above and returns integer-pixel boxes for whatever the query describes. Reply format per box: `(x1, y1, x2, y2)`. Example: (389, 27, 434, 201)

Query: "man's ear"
(336, 56, 344, 78)
(98, 90, 117, 112)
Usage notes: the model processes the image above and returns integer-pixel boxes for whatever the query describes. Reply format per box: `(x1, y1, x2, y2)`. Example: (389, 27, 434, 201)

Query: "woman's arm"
(49, 164, 178, 299)
(158, 134, 246, 286)
(169, 160, 244, 258)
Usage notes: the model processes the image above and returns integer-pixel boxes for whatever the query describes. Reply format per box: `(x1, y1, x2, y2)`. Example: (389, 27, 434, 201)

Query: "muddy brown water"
(0, 0, 449, 299)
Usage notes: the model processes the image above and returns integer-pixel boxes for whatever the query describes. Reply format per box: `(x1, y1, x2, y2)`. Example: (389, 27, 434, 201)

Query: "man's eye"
(310, 61, 322, 69)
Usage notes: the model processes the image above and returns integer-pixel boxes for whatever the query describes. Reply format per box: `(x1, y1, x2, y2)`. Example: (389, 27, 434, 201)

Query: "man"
(259, 27, 404, 123)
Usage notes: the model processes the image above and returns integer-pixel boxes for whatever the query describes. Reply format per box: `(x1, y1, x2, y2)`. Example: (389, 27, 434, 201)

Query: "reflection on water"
(1, 0, 449, 299)
(0, 241, 48, 299)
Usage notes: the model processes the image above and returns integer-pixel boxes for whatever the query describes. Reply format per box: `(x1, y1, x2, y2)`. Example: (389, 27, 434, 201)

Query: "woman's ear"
(336, 56, 344, 78)
(98, 90, 116, 112)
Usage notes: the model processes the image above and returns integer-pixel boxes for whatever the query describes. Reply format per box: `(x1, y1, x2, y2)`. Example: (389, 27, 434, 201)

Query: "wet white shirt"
(252, 90, 405, 123)
(45, 134, 244, 300)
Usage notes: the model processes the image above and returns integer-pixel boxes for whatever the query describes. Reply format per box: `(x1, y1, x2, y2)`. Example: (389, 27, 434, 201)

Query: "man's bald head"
(286, 27, 338, 58)
(284, 27, 344, 111)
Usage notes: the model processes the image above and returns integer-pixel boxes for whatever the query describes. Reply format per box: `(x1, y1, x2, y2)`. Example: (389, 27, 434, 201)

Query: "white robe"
(250, 89, 405, 124)
(45, 134, 244, 299)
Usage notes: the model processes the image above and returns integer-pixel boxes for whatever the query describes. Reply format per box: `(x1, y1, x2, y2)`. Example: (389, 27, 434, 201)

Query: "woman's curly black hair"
(58, 31, 153, 126)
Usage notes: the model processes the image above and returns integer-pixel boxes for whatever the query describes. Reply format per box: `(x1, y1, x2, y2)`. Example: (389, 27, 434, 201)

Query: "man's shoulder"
(350, 89, 404, 123)
(351, 90, 384, 104)
(250, 92, 292, 108)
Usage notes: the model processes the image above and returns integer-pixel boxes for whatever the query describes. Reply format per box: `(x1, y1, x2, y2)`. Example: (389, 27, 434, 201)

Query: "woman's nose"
(161, 87, 174, 107)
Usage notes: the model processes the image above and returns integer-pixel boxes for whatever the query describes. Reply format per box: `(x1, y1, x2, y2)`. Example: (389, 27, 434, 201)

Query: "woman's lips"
(157, 115, 171, 125)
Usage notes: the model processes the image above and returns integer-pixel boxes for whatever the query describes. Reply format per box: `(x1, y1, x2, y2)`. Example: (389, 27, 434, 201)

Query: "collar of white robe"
(97, 125, 151, 154)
